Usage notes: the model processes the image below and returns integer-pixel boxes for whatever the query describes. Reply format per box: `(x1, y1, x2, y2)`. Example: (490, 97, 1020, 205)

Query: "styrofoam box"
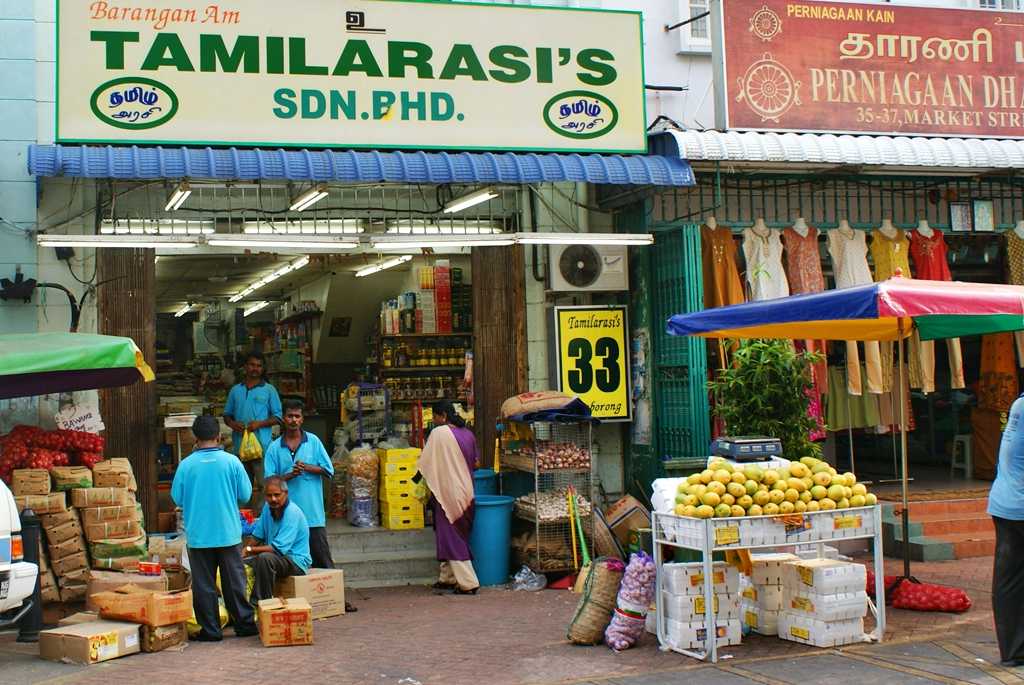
(784, 590, 868, 622)
(794, 544, 840, 560)
(741, 601, 780, 636)
(782, 559, 867, 596)
(811, 507, 877, 540)
(658, 514, 788, 549)
(662, 562, 740, 596)
(663, 591, 740, 622)
(778, 612, 866, 648)
(645, 608, 657, 635)
(706, 455, 791, 472)
(749, 552, 799, 586)
(666, 617, 742, 651)
(739, 580, 784, 612)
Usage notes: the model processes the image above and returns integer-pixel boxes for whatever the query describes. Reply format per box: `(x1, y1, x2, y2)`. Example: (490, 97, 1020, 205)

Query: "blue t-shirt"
(264, 432, 334, 527)
(171, 447, 252, 548)
(224, 380, 283, 455)
(989, 394, 1024, 521)
(251, 501, 311, 572)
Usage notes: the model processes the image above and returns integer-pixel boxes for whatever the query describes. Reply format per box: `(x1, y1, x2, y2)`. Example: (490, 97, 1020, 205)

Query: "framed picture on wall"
(949, 202, 973, 233)
(973, 200, 995, 232)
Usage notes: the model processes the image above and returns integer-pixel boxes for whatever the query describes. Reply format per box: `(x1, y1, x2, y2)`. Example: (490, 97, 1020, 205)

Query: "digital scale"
(710, 436, 783, 461)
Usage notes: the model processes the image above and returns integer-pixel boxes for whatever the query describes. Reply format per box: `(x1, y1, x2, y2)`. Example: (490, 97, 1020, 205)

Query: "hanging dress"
(782, 225, 828, 434)
(701, 224, 746, 310)
(1006, 231, 1024, 366)
(908, 229, 965, 390)
(827, 228, 882, 396)
(742, 226, 789, 301)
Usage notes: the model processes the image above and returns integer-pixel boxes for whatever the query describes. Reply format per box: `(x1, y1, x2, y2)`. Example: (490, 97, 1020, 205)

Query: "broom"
(570, 486, 593, 594)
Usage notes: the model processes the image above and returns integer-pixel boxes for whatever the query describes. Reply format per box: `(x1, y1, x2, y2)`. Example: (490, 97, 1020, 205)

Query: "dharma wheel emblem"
(736, 54, 801, 123)
(749, 5, 782, 42)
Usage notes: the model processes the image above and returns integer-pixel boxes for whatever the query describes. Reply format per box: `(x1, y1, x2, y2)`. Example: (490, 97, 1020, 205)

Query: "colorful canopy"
(667, 278, 1024, 342)
(0, 333, 155, 400)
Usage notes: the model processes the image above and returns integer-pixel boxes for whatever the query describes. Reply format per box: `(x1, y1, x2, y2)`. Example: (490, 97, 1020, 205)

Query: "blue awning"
(27, 144, 694, 186)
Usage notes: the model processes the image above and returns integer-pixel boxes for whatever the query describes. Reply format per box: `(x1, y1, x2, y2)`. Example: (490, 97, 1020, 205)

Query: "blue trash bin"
(469, 495, 514, 586)
(472, 469, 498, 496)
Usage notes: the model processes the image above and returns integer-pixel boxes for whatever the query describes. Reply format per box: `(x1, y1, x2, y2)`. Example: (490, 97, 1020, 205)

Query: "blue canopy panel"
(27, 145, 694, 186)
(666, 283, 882, 337)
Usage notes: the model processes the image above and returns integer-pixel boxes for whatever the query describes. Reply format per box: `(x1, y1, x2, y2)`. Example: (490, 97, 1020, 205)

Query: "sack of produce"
(567, 557, 625, 645)
(346, 446, 379, 527)
(239, 431, 263, 462)
(604, 552, 656, 651)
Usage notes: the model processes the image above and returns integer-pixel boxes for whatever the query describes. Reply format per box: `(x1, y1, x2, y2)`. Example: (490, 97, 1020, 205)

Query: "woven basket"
(566, 557, 625, 645)
(593, 509, 624, 561)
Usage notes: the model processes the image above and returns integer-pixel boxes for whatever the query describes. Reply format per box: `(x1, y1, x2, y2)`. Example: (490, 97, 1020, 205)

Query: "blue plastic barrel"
(472, 469, 498, 496)
(469, 495, 515, 586)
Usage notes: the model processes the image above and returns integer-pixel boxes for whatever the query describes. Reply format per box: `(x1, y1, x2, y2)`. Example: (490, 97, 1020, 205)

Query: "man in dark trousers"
(171, 415, 258, 641)
(242, 476, 309, 603)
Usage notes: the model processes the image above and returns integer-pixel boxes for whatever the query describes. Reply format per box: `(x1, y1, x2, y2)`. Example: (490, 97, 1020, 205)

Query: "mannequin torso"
(915, 219, 933, 238)
(792, 217, 809, 237)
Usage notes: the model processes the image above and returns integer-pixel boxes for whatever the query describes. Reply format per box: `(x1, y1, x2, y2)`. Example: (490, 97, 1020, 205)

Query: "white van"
(0, 478, 38, 628)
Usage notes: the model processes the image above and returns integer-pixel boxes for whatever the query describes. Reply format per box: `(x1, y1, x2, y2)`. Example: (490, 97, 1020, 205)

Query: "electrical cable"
(36, 282, 81, 332)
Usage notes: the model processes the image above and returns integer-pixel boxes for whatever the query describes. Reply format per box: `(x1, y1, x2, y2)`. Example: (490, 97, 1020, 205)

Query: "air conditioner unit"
(548, 244, 629, 292)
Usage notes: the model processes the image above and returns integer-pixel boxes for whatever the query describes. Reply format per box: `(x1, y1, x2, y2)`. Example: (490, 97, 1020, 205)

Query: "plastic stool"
(951, 435, 972, 479)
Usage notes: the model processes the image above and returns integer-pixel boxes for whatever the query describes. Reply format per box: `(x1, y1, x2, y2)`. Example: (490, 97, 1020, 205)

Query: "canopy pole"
(898, 320, 912, 581)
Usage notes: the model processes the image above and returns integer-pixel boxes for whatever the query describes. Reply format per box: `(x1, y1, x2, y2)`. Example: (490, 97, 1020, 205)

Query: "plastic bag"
(239, 431, 263, 462)
(187, 601, 229, 637)
(329, 444, 350, 519)
(604, 552, 656, 651)
(511, 565, 547, 592)
(413, 480, 431, 503)
(347, 445, 379, 527)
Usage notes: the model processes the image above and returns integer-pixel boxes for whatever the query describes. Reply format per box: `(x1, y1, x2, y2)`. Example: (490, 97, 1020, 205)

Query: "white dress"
(742, 226, 789, 301)
(827, 228, 873, 288)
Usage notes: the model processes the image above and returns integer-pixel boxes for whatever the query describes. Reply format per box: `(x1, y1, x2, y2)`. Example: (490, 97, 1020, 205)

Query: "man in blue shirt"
(242, 476, 310, 603)
(989, 393, 1024, 667)
(171, 415, 257, 641)
(264, 399, 335, 570)
(223, 351, 283, 496)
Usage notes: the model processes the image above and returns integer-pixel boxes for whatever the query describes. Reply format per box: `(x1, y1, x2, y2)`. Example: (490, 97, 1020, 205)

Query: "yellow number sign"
(554, 306, 630, 421)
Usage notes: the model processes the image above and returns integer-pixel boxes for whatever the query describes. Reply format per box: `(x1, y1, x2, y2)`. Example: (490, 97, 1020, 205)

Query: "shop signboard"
(711, 0, 1024, 138)
(553, 306, 631, 422)
(57, 1, 646, 153)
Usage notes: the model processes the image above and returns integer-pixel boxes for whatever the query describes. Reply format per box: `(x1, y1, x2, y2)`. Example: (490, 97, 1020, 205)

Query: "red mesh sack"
(866, 570, 972, 613)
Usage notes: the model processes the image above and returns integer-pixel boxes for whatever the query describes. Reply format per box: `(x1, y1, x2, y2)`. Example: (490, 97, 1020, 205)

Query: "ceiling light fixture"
(101, 219, 214, 235)
(370, 234, 515, 250)
(37, 235, 198, 249)
(244, 301, 270, 317)
(207, 235, 357, 249)
(174, 303, 193, 318)
(514, 232, 655, 246)
(386, 219, 503, 235)
(164, 181, 192, 211)
(227, 255, 311, 303)
(243, 219, 364, 235)
(442, 187, 499, 214)
(289, 185, 329, 212)
(356, 255, 413, 278)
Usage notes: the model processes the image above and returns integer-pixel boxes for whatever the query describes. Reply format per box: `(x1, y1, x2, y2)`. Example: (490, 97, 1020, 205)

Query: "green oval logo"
(90, 77, 178, 130)
(543, 90, 618, 140)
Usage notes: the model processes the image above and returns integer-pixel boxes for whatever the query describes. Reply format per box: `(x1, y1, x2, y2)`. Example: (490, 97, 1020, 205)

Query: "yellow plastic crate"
(380, 496, 422, 517)
(379, 489, 417, 506)
(379, 476, 415, 497)
(381, 460, 417, 477)
(382, 511, 425, 530)
(377, 448, 420, 464)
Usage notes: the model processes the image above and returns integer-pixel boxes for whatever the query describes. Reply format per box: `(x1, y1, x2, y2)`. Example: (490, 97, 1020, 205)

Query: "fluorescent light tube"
(289, 185, 328, 212)
(515, 232, 654, 246)
(386, 219, 503, 235)
(102, 219, 214, 235)
(174, 304, 192, 318)
(355, 255, 413, 278)
(164, 182, 192, 211)
(38, 235, 197, 249)
(442, 187, 499, 214)
(244, 301, 270, 317)
(227, 255, 312, 303)
(207, 236, 357, 249)
(243, 219, 362, 234)
(370, 234, 514, 249)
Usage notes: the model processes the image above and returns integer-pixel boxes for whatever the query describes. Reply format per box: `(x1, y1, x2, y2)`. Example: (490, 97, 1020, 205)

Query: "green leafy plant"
(707, 339, 824, 461)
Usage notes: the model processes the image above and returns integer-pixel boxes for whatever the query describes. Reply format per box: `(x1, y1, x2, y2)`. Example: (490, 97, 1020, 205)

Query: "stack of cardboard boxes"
(378, 448, 423, 530)
(659, 561, 742, 650)
(73, 459, 148, 570)
(739, 552, 798, 637)
(434, 261, 452, 333)
(778, 558, 869, 648)
(41, 507, 89, 602)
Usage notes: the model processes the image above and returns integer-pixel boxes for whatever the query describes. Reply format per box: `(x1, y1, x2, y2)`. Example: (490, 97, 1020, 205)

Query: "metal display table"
(652, 505, 886, 663)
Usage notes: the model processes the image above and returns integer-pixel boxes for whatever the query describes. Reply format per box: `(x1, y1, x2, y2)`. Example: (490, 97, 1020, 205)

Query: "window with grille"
(979, 0, 1022, 10)
(677, 0, 711, 53)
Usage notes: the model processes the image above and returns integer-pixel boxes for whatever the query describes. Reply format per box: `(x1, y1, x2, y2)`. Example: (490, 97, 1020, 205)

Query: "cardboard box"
(605, 495, 651, 546)
(84, 518, 142, 542)
(80, 504, 137, 524)
(166, 570, 191, 592)
(86, 570, 168, 612)
(60, 566, 90, 584)
(37, 539, 49, 572)
(52, 551, 89, 577)
(92, 459, 137, 491)
(58, 581, 88, 603)
(41, 508, 78, 528)
(44, 518, 82, 545)
(147, 535, 185, 569)
(156, 512, 176, 533)
(71, 487, 133, 508)
(49, 533, 87, 561)
(51, 466, 93, 491)
(39, 620, 141, 664)
(58, 611, 99, 627)
(12, 469, 51, 496)
(92, 585, 193, 627)
(14, 492, 67, 514)
(40, 568, 61, 604)
(141, 622, 187, 652)
(92, 556, 145, 572)
(274, 568, 345, 620)
(90, 534, 147, 560)
(258, 598, 313, 647)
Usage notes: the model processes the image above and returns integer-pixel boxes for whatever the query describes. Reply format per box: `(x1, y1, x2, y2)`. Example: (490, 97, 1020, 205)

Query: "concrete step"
(884, 521, 996, 561)
(881, 498, 989, 518)
(326, 520, 439, 589)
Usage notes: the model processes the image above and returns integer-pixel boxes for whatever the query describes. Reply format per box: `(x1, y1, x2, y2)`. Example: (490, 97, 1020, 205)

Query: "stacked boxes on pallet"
(378, 448, 423, 530)
(659, 561, 742, 650)
(778, 558, 869, 648)
(739, 552, 798, 636)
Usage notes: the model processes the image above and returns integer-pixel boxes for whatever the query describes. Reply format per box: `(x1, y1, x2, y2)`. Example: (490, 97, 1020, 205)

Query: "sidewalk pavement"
(0, 556, 1016, 685)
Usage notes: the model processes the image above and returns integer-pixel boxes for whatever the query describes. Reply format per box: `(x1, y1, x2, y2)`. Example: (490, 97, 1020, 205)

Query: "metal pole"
(17, 507, 43, 643)
(897, 324, 912, 580)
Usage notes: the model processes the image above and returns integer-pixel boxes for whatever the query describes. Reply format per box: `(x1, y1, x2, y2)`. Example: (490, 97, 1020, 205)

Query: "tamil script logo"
(90, 77, 179, 130)
(543, 90, 618, 140)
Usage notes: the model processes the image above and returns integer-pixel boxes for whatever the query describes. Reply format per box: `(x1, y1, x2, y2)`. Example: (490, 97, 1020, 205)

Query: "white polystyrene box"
(749, 552, 799, 586)
(782, 558, 866, 596)
(739, 580, 785, 612)
(662, 562, 740, 596)
(666, 617, 743, 651)
(784, 590, 868, 622)
(740, 600, 780, 636)
(706, 456, 791, 473)
(778, 612, 867, 648)
(663, 591, 740, 622)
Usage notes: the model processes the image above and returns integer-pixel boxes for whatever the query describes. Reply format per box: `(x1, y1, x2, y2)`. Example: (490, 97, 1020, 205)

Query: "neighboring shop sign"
(712, 0, 1024, 138)
(58, 0, 645, 152)
(554, 306, 630, 422)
